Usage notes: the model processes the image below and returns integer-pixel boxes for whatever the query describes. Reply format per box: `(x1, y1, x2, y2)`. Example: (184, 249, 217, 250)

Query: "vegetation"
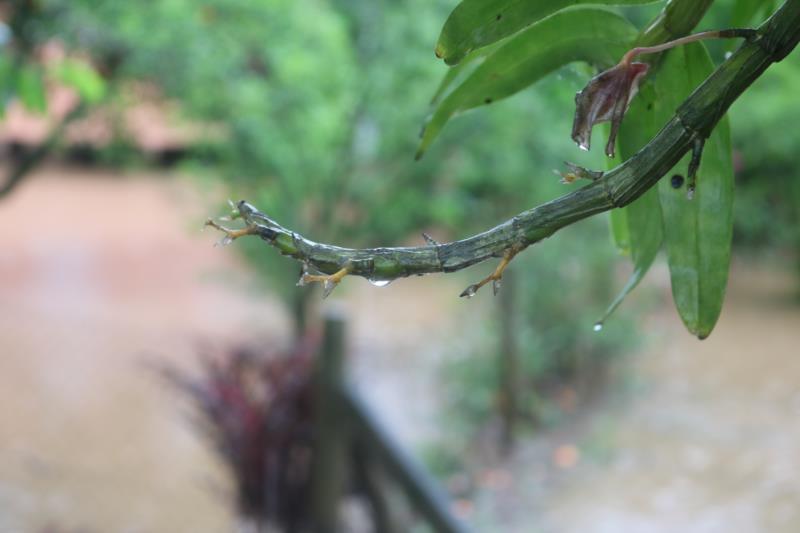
(2, 0, 800, 530)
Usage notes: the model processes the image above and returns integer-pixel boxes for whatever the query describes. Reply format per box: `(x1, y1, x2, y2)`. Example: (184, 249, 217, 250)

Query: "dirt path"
(0, 165, 463, 532)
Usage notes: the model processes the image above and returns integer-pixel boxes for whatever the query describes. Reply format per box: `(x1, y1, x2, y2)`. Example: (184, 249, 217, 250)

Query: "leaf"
(731, 0, 777, 26)
(57, 59, 106, 103)
(599, 83, 663, 325)
(17, 65, 47, 113)
(435, 0, 660, 66)
(417, 7, 638, 159)
(656, 43, 734, 339)
(429, 42, 502, 106)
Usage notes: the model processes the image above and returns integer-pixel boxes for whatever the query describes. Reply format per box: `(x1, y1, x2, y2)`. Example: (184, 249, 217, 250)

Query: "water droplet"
(215, 235, 233, 247)
(322, 279, 337, 299)
(687, 187, 695, 200)
(578, 142, 590, 152)
(593, 322, 604, 332)
(724, 51, 732, 60)
(460, 285, 478, 298)
(492, 278, 502, 296)
(369, 279, 392, 287)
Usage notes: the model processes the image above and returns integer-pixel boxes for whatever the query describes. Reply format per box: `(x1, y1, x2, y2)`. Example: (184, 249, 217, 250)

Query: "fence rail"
(311, 310, 469, 533)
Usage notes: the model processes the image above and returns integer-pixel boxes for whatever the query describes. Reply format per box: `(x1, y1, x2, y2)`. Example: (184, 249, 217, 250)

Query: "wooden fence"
(311, 310, 469, 533)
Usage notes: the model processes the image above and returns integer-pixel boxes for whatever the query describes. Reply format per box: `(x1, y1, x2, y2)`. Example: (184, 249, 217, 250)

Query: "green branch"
(209, 0, 800, 295)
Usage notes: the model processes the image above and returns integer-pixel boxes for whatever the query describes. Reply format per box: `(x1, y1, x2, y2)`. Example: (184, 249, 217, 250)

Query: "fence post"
(311, 309, 348, 533)
(498, 270, 519, 454)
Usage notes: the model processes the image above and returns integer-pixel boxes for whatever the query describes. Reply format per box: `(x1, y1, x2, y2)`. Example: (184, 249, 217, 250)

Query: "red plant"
(161, 336, 319, 531)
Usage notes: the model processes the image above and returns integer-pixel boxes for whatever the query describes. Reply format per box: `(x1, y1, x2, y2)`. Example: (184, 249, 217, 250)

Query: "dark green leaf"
(436, 0, 660, 65)
(656, 43, 734, 338)
(418, 7, 637, 159)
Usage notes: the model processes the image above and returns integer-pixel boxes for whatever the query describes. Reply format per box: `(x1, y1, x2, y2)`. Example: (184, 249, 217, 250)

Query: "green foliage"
(602, 85, 663, 325)
(55, 59, 106, 103)
(417, 7, 638, 158)
(434, 0, 658, 66)
(655, 43, 733, 338)
(426, 0, 763, 337)
(16, 64, 47, 113)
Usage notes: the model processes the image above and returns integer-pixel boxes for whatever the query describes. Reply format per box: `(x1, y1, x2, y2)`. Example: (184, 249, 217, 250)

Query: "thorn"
(459, 245, 522, 298)
(205, 218, 257, 245)
(557, 162, 603, 184)
(422, 232, 440, 246)
(687, 137, 705, 199)
(299, 265, 351, 299)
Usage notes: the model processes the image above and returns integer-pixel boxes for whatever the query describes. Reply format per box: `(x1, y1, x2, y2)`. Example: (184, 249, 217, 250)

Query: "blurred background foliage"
(1, 0, 798, 488)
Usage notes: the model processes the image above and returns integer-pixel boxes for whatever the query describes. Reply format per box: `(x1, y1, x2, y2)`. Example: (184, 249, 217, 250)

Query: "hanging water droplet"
(577, 142, 590, 152)
(593, 322, 604, 332)
(687, 187, 695, 200)
(215, 235, 234, 247)
(460, 285, 478, 298)
(322, 279, 337, 299)
(492, 278, 502, 296)
(369, 279, 392, 287)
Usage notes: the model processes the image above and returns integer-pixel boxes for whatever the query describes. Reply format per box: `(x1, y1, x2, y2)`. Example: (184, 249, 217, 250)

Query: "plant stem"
(622, 29, 757, 65)
(210, 0, 800, 291)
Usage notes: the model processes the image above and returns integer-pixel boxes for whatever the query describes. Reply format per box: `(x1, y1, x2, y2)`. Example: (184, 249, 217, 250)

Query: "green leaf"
(17, 65, 47, 113)
(656, 43, 734, 339)
(599, 83, 663, 325)
(57, 59, 106, 103)
(732, 0, 778, 26)
(609, 205, 631, 254)
(429, 42, 502, 106)
(417, 7, 638, 159)
(436, 0, 660, 66)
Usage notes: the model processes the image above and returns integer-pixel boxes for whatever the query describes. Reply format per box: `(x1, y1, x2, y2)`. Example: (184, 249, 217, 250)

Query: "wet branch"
(208, 0, 800, 297)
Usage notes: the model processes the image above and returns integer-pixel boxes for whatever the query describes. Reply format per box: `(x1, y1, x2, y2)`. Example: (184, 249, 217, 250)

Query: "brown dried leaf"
(571, 61, 649, 157)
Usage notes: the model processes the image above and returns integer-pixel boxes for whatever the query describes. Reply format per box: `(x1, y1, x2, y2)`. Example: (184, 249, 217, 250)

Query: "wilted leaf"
(418, 7, 637, 159)
(435, 0, 661, 65)
(572, 60, 649, 157)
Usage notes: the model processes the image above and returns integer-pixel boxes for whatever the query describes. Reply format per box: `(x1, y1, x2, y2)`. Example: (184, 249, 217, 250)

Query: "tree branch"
(209, 0, 800, 294)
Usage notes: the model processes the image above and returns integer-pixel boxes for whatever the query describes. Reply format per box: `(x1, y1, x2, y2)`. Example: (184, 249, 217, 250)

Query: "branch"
(209, 0, 800, 296)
